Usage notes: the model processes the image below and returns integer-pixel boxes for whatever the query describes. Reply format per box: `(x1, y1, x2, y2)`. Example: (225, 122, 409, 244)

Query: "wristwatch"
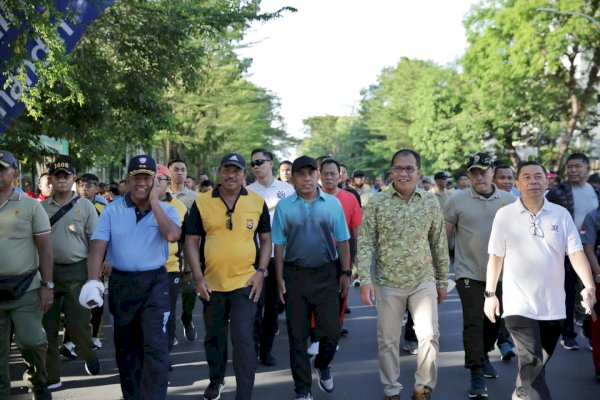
(41, 281, 55, 290)
(258, 267, 269, 278)
(341, 269, 352, 277)
(484, 290, 495, 298)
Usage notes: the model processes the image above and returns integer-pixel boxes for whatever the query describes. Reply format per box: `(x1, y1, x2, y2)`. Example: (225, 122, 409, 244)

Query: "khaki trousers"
(374, 281, 440, 396)
(0, 290, 48, 396)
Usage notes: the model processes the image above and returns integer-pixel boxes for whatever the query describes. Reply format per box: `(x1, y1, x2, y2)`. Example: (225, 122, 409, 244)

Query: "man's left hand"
(247, 271, 265, 302)
(339, 275, 350, 299)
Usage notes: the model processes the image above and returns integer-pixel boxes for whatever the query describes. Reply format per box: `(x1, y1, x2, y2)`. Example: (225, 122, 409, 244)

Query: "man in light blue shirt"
(84, 155, 181, 400)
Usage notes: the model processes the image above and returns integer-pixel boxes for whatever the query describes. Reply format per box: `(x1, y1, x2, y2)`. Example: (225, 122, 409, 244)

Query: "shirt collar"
(211, 185, 248, 198)
(469, 185, 501, 200)
(48, 191, 77, 206)
(172, 186, 193, 196)
(292, 187, 326, 203)
(515, 197, 550, 214)
(388, 184, 422, 201)
(2, 188, 21, 204)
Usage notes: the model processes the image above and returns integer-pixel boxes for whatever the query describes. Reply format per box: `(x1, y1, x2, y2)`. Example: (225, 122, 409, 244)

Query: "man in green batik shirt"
(356, 149, 449, 400)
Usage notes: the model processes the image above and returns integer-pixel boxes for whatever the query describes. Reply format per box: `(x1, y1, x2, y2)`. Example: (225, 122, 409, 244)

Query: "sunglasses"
(250, 159, 270, 168)
(226, 210, 233, 230)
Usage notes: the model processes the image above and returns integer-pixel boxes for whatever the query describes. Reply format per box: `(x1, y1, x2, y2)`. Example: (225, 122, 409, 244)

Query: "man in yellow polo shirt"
(185, 152, 271, 400)
(0, 150, 54, 400)
(41, 158, 101, 389)
(154, 164, 188, 357)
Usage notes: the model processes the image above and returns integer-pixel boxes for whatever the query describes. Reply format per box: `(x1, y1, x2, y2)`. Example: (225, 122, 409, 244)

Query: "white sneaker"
(92, 337, 102, 349)
(307, 341, 319, 356)
(47, 381, 62, 390)
(352, 279, 360, 287)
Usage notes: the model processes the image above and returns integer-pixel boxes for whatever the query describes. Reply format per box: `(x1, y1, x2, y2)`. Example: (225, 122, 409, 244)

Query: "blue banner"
(0, 0, 114, 135)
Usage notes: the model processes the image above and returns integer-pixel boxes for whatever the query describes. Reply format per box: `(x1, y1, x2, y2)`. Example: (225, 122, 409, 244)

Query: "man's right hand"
(195, 276, 211, 301)
(360, 283, 375, 306)
(277, 279, 286, 304)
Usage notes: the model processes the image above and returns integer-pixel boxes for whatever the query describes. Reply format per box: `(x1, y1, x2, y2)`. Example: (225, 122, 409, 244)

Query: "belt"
(111, 266, 165, 275)
(284, 261, 335, 269)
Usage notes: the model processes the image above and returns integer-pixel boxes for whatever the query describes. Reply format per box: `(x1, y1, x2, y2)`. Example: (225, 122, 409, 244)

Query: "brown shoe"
(384, 395, 400, 400)
(412, 386, 432, 400)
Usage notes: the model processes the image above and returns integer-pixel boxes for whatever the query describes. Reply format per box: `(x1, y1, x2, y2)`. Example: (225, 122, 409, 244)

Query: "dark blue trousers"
(109, 267, 170, 400)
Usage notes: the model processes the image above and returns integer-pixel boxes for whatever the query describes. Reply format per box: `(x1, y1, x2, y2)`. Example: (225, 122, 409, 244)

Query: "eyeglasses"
(392, 166, 418, 174)
(157, 177, 171, 183)
(529, 214, 544, 238)
(250, 159, 270, 168)
(226, 210, 233, 230)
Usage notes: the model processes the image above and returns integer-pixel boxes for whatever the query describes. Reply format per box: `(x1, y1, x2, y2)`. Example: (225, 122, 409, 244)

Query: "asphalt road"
(10, 280, 600, 399)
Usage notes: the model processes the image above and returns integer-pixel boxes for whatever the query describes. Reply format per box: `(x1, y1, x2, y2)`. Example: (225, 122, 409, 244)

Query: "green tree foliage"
(1, 0, 296, 175)
(463, 0, 600, 170)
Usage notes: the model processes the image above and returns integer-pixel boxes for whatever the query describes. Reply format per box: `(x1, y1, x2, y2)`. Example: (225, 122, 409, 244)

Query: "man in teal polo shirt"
(273, 155, 351, 400)
(83, 155, 181, 400)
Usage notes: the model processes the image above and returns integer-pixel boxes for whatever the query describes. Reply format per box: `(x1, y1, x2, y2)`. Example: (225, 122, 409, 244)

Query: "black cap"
(434, 172, 449, 180)
(127, 155, 156, 176)
(0, 150, 17, 169)
(77, 173, 99, 184)
(220, 153, 246, 170)
(353, 170, 365, 178)
(49, 158, 75, 175)
(292, 156, 317, 173)
(467, 152, 493, 171)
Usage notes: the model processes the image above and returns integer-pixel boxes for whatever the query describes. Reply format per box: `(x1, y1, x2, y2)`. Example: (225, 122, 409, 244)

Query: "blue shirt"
(91, 194, 181, 271)
(272, 189, 350, 267)
(94, 194, 108, 205)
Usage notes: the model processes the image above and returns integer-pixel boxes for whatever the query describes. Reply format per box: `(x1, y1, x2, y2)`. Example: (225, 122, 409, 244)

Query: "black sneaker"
(469, 372, 487, 398)
(85, 356, 101, 376)
(311, 357, 334, 393)
(483, 355, 498, 378)
(340, 328, 349, 337)
(59, 344, 77, 360)
(260, 353, 277, 366)
(32, 386, 52, 400)
(560, 337, 579, 350)
(203, 380, 225, 400)
(182, 321, 198, 341)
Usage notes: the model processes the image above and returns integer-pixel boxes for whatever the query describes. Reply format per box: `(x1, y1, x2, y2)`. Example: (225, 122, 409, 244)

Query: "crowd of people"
(0, 147, 599, 400)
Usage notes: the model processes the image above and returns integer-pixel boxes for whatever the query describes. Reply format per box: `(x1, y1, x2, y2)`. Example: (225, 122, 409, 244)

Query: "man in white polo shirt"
(247, 148, 294, 366)
(484, 161, 596, 400)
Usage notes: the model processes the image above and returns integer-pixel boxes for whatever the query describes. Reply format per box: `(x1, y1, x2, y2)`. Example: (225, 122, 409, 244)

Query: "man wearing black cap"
(444, 152, 516, 398)
(42, 158, 101, 388)
(83, 155, 182, 400)
(350, 169, 373, 206)
(185, 152, 271, 400)
(0, 150, 54, 399)
(273, 155, 351, 400)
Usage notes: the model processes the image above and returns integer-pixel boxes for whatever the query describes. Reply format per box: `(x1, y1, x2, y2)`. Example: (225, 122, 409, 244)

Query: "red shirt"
(335, 188, 362, 232)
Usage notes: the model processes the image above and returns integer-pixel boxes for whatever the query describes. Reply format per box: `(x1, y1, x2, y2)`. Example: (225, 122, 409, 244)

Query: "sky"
(237, 0, 481, 145)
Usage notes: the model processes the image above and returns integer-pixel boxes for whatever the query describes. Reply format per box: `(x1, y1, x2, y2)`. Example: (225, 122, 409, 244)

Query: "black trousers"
(202, 286, 257, 400)
(505, 315, 562, 400)
(109, 267, 170, 400)
(254, 258, 280, 359)
(180, 280, 196, 326)
(166, 272, 181, 352)
(284, 263, 340, 396)
(561, 265, 577, 339)
(456, 278, 502, 370)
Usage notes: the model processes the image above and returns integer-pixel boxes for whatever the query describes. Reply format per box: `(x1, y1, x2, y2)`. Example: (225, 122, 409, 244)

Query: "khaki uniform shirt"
(356, 186, 449, 289)
(171, 186, 197, 210)
(42, 192, 98, 264)
(444, 186, 516, 281)
(0, 189, 51, 290)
